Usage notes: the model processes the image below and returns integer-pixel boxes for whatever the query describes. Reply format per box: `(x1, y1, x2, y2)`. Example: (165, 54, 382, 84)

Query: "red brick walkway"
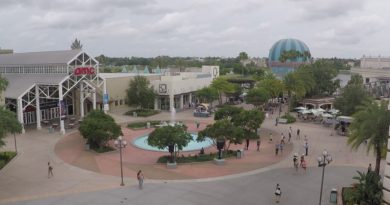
(55, 122, 292, 180)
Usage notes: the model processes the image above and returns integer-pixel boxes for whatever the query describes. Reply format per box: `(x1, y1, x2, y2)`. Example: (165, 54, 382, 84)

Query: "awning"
(3, 74, 67, 99)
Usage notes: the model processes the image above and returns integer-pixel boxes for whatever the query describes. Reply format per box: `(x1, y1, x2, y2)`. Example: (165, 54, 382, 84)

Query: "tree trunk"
(375, 145, 381, 175)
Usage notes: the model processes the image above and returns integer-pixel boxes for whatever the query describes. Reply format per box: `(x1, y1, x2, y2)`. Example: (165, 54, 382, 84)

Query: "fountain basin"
(133, 133, 213, 152)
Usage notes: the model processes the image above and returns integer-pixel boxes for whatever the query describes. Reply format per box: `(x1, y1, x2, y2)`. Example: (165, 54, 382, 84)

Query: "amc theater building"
(0, 49, 219, 134)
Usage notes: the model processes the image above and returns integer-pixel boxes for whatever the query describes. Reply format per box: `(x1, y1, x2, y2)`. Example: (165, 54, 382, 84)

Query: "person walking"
(137, 170, 144, 189)
(368, 163, 372, 172)
(275, 142, 279, 156)
(196, 121, 200, 129)
(275, 117, 279, 126)
(256, 138, 261, 151)
(293, 154, 299, 172)
(288, 131, 291, 143)
(296, 129, 300, 140)
(301, 158, 307, 172)
(48, 162, 53, 178)
(275, 184, 282, 203)
(269, 132, 273, 143)
(246, 139, 250, 150)
(304, 141, 309, 156)
(279, 142, 284, 155)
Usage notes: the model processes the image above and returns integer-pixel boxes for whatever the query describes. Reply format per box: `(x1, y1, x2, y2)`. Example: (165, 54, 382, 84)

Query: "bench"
(278, 118, 288, 124)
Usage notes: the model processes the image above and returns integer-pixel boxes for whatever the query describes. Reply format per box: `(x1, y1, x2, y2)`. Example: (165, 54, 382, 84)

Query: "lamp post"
(317, 149, 332, 205)
(114, 136, 127, 186)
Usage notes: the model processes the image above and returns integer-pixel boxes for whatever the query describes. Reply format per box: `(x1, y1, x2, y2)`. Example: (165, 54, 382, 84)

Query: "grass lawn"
(124, 109, 160, 117)
(0, 151, 17, 170)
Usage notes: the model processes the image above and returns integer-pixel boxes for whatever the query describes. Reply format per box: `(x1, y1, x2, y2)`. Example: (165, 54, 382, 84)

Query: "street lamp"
(114, 136, 127, 186)
(317, 149, 332, 205)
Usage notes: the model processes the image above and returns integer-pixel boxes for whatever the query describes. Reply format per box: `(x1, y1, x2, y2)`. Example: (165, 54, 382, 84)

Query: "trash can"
(330, 188, 337, 203)
(240, 149, 244, 157)
(237, 150, 241, 159)
(146, 122, 151, 128)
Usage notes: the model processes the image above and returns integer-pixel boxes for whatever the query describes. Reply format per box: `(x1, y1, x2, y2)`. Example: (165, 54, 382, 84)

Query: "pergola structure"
(0, 50, 107, 134)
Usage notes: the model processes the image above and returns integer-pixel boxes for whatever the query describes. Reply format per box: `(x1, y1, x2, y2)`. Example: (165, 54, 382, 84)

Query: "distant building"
(0, 47, 13, 54)
(241, 57, 267, 67)
(351, 56, 390, 83)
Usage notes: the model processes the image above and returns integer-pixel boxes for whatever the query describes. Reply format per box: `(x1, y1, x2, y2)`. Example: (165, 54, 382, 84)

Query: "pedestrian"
(300, 154, 305, 167)
(301, 158, 307, 172)
(293, 154, 299, 172)
(304, 141, 309, 156)
(256, 138, 261, 151)
(281, 133, 285, 142)
(275, 142, 279, 156)
(275, 117, 279, 126)
(48, 162, 53, 178)
(296, 129, 300, 140)
(288, 132, 291, 143)
(196, 121, 200, 129)
(279, 142, 284, 155)
(137, 170, 144, 189)
(368, 163, 372, 173)
(266, 112, 269, 118)
(246, 139, 250, 150)
(269, 132, 273, 143)
(275, 184, 282, 203)
(289, 126, 292, 134)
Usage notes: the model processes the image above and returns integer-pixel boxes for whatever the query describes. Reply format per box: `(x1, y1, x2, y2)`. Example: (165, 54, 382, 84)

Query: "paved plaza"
(0, 105, 381, 204)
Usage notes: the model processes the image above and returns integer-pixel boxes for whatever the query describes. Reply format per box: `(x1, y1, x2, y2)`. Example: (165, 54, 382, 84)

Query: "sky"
(0, 0, 389, 58)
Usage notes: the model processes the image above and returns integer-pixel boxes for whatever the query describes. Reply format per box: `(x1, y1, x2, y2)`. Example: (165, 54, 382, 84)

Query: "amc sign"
(74, 67, 95, 76)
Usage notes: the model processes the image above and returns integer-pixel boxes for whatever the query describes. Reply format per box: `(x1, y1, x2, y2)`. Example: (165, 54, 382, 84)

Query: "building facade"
(352, 56, 390, 84)
(0, 50, 219, 134)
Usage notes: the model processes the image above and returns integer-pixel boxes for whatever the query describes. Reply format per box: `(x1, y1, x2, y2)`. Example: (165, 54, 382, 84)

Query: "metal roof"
(3, 74, 67, 99)
(0, 50, 81, 66)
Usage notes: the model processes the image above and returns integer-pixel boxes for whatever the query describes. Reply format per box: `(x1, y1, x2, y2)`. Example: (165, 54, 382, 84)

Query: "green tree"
(348, 101, 390, 174)
(258, 75, 284, 101)
(70, 38, 83, 50)
(214, 105, 243, 120)
(348, 74, 364, 86)
(246, 87, 270, 109)
(304, 60, 339, 96)
(232, 109, 265, 140)
(344, 171, 382, 205)
(0, 75, 8, 99)
(79, 110, 122, 149)
(196, 87, 218, 107)
(148, 124, 192, 163)
(283, 72, 306, 112)
(334, 85, 371, 116)
(197, 119, 245, 151)
(126, 76, 156, 110)
(0, 108, 23, 148)
(211, 77, 236, 105)
(238, 52, 249, 61)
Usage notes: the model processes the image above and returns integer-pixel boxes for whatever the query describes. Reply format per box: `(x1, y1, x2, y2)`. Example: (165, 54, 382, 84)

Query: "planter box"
(167, 162, 177, 169)
(213, 158, 225, 165)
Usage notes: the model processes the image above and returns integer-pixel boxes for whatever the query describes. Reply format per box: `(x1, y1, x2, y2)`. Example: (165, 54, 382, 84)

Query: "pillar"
(80, 82, 84, 118)
(189, 93, 192, 106)
(92, 88, 97, 110)
(35, 85, 41, 130)
(103, 79, 109, 114)
(17, 97, 25, 134)
(154, 97, 158, 110)
(58, 83, 65, 135)
(179, 94, 184, 109)
(169, 94, 174, 112)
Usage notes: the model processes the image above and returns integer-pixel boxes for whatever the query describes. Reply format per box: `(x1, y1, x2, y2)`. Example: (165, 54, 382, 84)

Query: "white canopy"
(321, 113, 333, 118)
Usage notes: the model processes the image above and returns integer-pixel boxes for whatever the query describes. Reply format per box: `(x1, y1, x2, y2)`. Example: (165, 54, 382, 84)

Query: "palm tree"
(283, 72, 306, 113)
(348, 100, 390, 174)
(344, 171, 382, 205)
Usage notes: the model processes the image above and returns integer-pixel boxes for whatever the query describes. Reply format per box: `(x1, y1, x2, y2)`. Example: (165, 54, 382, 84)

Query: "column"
(179, 94, 184, 109)
(169, 94, 174, 112)
(35, 85, 41, 130)
(189, 93, 192, 106)
(384, 101, 390, 204)
(17, 97, 25, 134)
(103, 79, 109, 114)
(58, 83, 65, 135)
(92, 88, 97, 110)
(154, 97, 158, 110)
(80, 82, 84, 118)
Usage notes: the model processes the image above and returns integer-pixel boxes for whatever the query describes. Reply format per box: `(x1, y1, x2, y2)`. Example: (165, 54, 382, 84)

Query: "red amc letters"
(74, 67, 95, 76)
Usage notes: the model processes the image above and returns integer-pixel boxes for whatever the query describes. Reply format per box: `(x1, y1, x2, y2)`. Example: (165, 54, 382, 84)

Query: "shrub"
(93, 146, 115, 153)
(0, 151, 17, 170)
(281, 113, 296, 123)
(124, 109, 160, 117)
(156, 150, 238, 163)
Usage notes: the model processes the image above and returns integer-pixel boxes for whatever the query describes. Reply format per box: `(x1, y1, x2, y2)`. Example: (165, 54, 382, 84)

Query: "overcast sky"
(0, 0, 389, 58)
